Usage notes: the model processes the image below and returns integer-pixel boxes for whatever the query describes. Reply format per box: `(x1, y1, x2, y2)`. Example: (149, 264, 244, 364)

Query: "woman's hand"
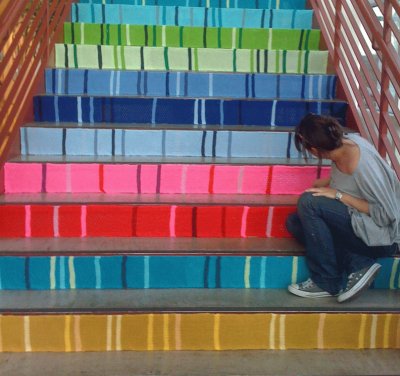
(305, 187, 337, 199)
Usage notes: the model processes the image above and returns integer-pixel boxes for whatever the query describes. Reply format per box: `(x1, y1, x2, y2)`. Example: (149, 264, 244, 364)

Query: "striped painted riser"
(0, 255, 398, 290)
(0, 204, 294, 238)
(55, 45, 329, 74)
(34, 96, 346, 126)
(78, 0, 307, 10)
(64, 23, 321, 50)
(4, 163, 330, 194)
(71, 4, 313, 29)
(45, 69, 337, 100)
(21, 128, 302, 158)
(1, 313, 399, 351)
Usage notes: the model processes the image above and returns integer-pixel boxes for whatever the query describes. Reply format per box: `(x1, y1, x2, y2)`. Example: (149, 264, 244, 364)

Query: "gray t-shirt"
(330, 134, 400, 247)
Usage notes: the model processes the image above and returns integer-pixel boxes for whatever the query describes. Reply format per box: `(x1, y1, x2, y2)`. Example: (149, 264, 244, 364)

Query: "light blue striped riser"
(78, 0, 307, 10)
(0, 255, 398, 290)
(20, 127, 301, 158)
(71, 4, 314, 29)
(45, 69, 337, 100)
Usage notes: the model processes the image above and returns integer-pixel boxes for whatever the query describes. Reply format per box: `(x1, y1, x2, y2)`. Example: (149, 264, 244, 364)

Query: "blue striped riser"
(71, 4, 313, 29)
(45, 69, 338, 100)
(33, 96, 347, 127)
(0, 255, 398, 290)
(78, 0, 307, 10)
(20, 127, 302, 158)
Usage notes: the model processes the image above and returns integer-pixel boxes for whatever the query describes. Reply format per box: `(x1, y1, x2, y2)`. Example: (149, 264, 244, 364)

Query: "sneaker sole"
(337, 263, 381, 303)
(288, 284, 333, 298)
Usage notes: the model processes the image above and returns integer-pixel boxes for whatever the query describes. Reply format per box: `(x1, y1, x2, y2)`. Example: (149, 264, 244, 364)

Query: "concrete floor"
(1, 350, 400, 376)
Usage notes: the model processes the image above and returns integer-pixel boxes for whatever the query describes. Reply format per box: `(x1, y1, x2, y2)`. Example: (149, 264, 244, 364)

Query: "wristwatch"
(335, 190, 343, 201)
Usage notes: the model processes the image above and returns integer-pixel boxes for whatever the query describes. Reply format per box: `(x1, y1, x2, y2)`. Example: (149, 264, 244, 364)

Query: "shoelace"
(300, 278, 315, 289)
(344, 272, 362, 291)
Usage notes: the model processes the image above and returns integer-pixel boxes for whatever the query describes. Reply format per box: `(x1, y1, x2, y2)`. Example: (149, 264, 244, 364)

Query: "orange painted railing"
(0, 0, 73, 171)
(310, 0, 400, 178)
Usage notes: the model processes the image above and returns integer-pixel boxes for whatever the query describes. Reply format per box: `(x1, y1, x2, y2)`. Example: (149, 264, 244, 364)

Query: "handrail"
(310, 0, 400, 178)
(0, 0, 73, 176)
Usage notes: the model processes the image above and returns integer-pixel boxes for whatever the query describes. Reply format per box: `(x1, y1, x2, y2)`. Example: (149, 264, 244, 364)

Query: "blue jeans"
(286, 192, 398, 295)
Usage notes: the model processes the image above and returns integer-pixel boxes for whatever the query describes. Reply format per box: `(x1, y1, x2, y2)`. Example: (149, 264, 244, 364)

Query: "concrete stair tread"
(0, 193, 299, 205)
(8, 155, 329, 166)
(0, 237, 304, 256)
(1, 289, 399, 313)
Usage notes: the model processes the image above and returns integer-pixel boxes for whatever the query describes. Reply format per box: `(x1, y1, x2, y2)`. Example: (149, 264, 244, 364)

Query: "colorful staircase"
(0, 0, 399, 352)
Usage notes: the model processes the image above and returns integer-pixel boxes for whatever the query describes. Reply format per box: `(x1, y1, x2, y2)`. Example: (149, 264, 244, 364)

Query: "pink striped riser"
(0, 204, 294, 238)
(5, 163, 330, 194)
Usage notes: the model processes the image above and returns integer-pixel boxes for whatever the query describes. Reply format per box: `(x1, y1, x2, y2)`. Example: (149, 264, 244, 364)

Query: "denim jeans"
(286, 192, 398, 295)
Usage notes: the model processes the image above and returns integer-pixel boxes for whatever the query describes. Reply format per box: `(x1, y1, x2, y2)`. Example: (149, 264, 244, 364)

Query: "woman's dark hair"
(294, 114, 344, 157)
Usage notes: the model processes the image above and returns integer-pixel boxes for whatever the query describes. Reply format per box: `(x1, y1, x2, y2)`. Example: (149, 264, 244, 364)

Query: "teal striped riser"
(45, 69, 337, 100)
(78, 0, 307, 10)
(0, 255, 398, 290)
(64, 23, 321, 50)
(71, 4, 313, 29)
(55, 45, 329, 74)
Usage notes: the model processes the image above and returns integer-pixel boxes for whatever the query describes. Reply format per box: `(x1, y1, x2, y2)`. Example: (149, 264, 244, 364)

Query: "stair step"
(33, 95, 347, 126)
(0, 250, 398, 290)
(4, 161, 330, 194)
(0, 199, 295, 238)
(72, 4, 314, 29)
(78, 0, 308, 10)
(55, 44, 329, 74)
(64, 23, 321, 50)
(45, 69, 337, 100)
(21, 126, 304, 158)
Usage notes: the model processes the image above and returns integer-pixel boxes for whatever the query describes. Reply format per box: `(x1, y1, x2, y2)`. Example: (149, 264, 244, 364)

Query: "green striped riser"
(78, 0, 308, 10)
(64, 23, 321, 50)
(56, 44, 329, 74)
(0, 255, 399, 290)
(71, 4, 314, 29)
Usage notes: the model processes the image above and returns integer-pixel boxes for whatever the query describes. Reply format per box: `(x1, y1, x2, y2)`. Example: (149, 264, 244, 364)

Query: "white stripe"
(318, 75, 323, 99)
(144, 256, 150, 288)
(126, 25, 131, 45)
(260, 257, 267, 288)
(309, 75, 313, 99)
(266, 207, 274, 237)
(162, 25, 166, 47)
(0, 317, 2, 352)
(53, 206, 60, 237)
(74, 316, 82, 351)
(54, 96, 60, 123)
(201, 99, 206, 125)
(209, 73, 213, 97)
(95, 256, 101, 289)
(81, 22, 85, 44)
(194, 99, 199, 125)
(81, 205, 87, 237)
(244, 256, 251, 288)
(279, 315, 286, 350)
(116, 315, 122, 351)
(116, 71, 121, 96)
(110, 71, 115, 96)
(176, 72, 181, 96)
(151, 98, 158, 125)
(175, 314, 182, 350)
(60, 256, 66, 290)
(370, 314, 378, 348)
(181, 165, 188, 193)
(69, 257, 76, 289)
(232, 28, 236, 49)
(270, 100, 277, 127)
(268, 29, 273, 50)
(206, 0, 210, 7)
(317, 313, 326, 349)
(77, 96, 82, 123)
(107, 315, 113, 351)
(389, 258, 399, 289)
(237, 166, 244, 193)
(25, 205, 31, 238)
(50, 256, 56, 289)
(291, 256, 298, 284)
(57, 69, 63, 94)
(24, 316, 32, 352)
(269, 314, 276, 349)
(116, 46, 120, 70)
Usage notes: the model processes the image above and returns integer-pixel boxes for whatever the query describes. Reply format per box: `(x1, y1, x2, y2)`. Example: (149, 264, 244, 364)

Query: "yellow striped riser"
(1, 313, 399, 352)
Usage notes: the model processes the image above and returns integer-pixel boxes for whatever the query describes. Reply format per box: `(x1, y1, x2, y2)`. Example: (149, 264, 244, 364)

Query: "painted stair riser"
(1, 313, 399, 351)
(4, 163, 330, 194)
(71, 4, 313, 29)
(21, 128, 303, 158)
(45, 69, 338, 100)
(56, 45, 328, 74)
(78, 0, 307, 10)
(0, 205, 294, 238)
(34, 96, 347, 126)
(64, 24, 321, 50)
(0, 255, 398, 290)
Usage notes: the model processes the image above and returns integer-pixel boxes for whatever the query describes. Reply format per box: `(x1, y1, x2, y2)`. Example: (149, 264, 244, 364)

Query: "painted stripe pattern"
(71, 4, 313, 29)
(64, 23, 321, 50)
(0, 313, 399, 351)
(45, 69, 337, 100)
(33, 95, 347, 126)
(5, 163, 331, 194)
(0, 204, 295, 238)
(55, 44, 329, 74)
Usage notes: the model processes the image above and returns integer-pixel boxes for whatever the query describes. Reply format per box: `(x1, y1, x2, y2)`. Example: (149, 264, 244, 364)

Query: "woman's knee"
(297, 192, 317, 213)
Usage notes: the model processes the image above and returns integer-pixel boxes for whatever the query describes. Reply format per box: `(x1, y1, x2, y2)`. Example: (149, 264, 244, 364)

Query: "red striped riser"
(4, 163, 330, 194)
(0, 205, 294, 238)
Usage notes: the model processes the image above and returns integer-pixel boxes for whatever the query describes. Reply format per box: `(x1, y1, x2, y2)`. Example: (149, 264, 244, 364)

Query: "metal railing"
(0, 0, 73, 171)
(310, 0, 400, 178)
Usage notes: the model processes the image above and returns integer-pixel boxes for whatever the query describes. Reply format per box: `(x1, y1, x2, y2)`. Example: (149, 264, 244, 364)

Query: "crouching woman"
(287, 114, 400, 303)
